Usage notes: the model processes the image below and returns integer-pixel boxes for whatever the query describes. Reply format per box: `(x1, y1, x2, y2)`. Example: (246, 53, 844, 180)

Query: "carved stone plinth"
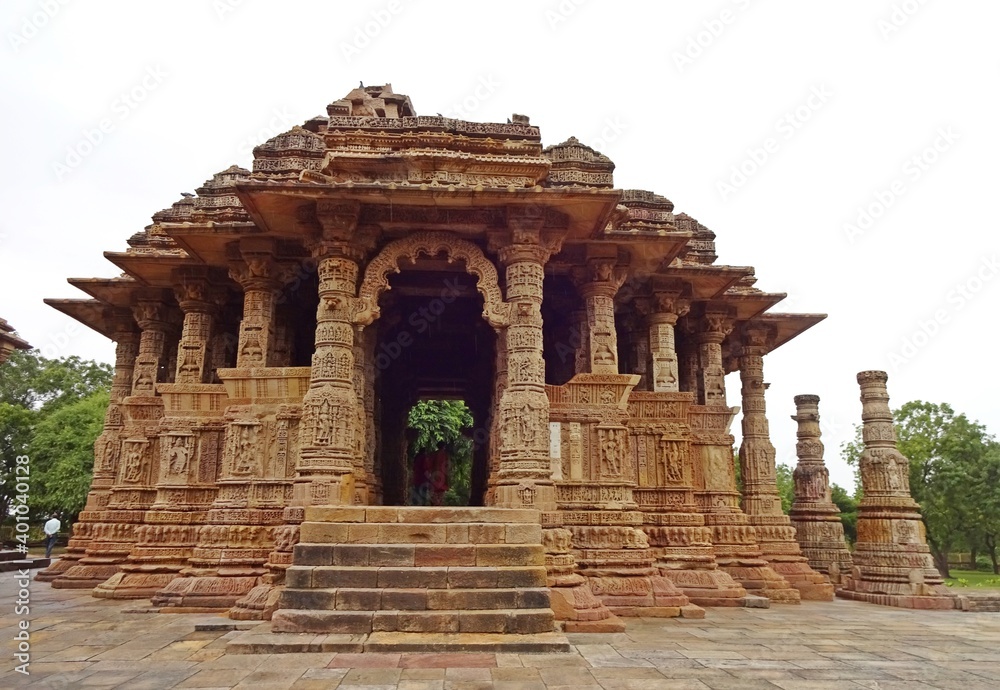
(628, 391, 747, 607)
(94, 385, 228, 599)
(547, 374, 696, 618)
(151, 368, 307, 610)
(838, 372, 955, 609)
(53, 395, 165, 590)
(789, 395, 853, 584)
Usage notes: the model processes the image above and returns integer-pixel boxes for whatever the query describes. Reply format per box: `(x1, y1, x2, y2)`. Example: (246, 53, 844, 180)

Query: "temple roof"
(48, 83, 825, 357)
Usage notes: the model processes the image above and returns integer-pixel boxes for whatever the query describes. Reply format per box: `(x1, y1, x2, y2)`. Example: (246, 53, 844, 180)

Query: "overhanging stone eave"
(755, 312, 827, 353)
(594, 231, 694, 277)
(161, 221, 264, 266)
(721, 291, 788, 321)
(44, 298, 118, 340)
(103, 251, 200, 287)
(234, 181, 623, 241)
(66, 276, 141, 307)
(659, 264, 755, 301)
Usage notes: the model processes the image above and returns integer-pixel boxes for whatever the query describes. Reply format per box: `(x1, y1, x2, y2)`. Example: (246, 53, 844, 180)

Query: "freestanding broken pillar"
(837, 371, 954, 609)
(788, 394, 853, 584)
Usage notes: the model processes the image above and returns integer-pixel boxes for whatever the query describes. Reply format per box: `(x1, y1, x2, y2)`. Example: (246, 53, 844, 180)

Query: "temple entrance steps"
(263, 506, 570, 653)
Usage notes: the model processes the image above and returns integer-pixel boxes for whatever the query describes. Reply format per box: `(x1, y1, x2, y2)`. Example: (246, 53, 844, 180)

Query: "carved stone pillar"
(677, 334, 699, 396)
(492, 213, 559, 510)
(294, 207, 368, 509)
(54, 292, 174, 590)
(173, 271, 225, 383)
(485, 326, 509, 504)
(696, 310, 730, 406)
(232, 239, 284, 369)
(575, 258, 626, 375)
(356, 327, 379, 504)
(684, 311, 797, 603)
(789, 395, 853, 584)
(224, 207, 371, 620)
(37, 311, 138, 583)
(737, 325, 832, 600)
(838, 371, 954, 608)
(627, 295, 745, 607)
(628, 306, 651, 391)
(648, 291, 689, 393)
(95, 275, 230, 599)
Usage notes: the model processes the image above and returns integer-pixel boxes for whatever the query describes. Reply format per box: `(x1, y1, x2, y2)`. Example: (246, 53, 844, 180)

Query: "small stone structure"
(0, 318, 30, 364)
(789, 395, 853, 584)
(837, 371, 955, 609)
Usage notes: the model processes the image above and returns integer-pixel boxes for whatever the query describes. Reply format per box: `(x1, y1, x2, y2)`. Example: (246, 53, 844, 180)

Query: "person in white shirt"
(43, 516, 61, 558)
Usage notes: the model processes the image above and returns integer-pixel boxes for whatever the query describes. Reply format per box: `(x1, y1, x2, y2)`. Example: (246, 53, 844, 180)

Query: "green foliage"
(29, 391, 109, 517)
(407, 400, 474, 506)
(943, 569, 1000, 589)
(0, 350, 112, 524)
(0, 349, 113, 412)
(841, 401, 1000, 577)
(830, 482, 858, 545)
(775, 463, 794, 514)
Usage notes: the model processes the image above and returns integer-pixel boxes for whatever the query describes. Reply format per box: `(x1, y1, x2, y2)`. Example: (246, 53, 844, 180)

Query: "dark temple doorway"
(372, 263, 497, 507)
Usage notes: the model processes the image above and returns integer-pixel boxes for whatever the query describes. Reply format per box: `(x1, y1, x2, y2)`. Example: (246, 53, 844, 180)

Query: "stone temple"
(37, 84, 948, 647)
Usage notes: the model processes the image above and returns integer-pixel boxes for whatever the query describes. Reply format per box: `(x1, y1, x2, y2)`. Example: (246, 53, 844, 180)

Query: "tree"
(0, 349, 112, 523)
(0, 350, 113, 412)
(830, 482, 859, 545)
(775, 463, 794, 514)
(407, 400, 475, 506)
(29, 391, 109, 518)
(841, 401, 999, 578)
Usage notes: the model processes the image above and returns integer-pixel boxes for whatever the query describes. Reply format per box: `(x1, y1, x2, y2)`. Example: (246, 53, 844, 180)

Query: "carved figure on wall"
(599, 428, 623, 477)
(233, 425, 257, 475)
(241, 330, 264, 364)
(122, 443, 146, 483)
(167, 437, 191, 475)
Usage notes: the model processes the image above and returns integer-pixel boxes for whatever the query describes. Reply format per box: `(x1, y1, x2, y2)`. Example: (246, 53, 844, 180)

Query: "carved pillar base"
(690, 405, 799, 603)
(228, 518, 300, 620)
(643, 518, 748, 607)
(628, 391, 747, 607)
(541, 514, 625, 632)
(565, 519, 696, 618)
(790, 516, 854, 586)
(749, 516, 834, 601)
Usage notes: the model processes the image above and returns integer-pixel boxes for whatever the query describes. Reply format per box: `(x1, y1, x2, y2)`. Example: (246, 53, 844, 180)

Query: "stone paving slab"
(3, 574, 1000, 688)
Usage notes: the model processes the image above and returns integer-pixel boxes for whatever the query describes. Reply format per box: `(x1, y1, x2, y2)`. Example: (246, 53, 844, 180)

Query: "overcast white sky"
(1, 0, 997, 491)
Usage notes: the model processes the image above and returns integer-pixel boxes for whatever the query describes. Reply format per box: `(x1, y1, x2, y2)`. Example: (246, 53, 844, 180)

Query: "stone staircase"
(0, 550, 49, 572)
(957, 592, 1000, 612)
(264, 506, 568, 652)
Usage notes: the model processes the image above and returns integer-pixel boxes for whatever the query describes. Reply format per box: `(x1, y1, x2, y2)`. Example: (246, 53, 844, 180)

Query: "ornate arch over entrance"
(354, 232, 509, 329)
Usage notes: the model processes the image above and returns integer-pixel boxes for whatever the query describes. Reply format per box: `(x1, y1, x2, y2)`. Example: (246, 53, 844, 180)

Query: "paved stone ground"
(3, 572, 1000, 689)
